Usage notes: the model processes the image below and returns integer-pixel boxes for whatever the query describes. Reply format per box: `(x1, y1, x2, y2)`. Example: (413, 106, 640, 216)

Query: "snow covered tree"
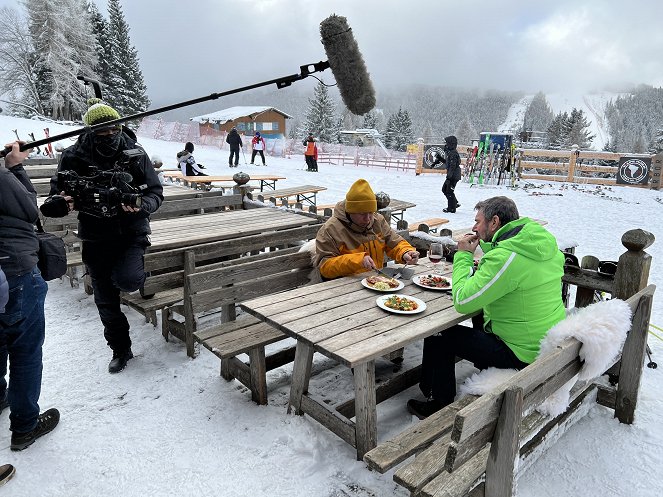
(363, 111, 378, 130)
(0, 6, 43, 116)
(302, 80, 336, 143)
(22, 0, 98, 120)
(105, 0, 149, 119)
(454, 117, 477, 146)
(384, 107, 414, 151)
(523, 92, 554, 133)
(422, 121, 434, 143)
(566, 108, 595, 149)
(547, 112, 568, 149)
(88, 1, 110, 92)
(650, 128, 663, 153)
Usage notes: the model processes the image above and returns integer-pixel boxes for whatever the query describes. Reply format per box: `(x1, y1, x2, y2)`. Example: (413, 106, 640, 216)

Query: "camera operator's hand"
(59, 191, 74, 212)
(3, 141, 32, 168)
(121, 204, 142, 213)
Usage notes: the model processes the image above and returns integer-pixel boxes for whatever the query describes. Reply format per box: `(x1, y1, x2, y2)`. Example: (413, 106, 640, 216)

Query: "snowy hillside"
(499, 91, 622, 150)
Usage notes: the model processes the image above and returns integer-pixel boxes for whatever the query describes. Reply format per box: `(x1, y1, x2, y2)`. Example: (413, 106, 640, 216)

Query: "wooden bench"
(363, 229, 655, 497)
(165, 249, 315, 404)
(122, 223, 322, 351)
(255, 185, 327, 207)
(407, 217, 450, 233)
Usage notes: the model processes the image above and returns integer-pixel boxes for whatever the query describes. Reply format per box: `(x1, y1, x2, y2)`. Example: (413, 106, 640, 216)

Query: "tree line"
(0, 0, 149, 122)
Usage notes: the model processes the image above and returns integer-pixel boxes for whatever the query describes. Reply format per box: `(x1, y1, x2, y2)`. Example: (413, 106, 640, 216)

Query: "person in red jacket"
(303, 133, 318, 172)
(250, 132, 266, 166)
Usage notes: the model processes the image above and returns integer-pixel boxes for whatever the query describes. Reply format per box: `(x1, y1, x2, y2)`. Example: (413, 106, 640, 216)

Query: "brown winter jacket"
(314, 201, 415, 279)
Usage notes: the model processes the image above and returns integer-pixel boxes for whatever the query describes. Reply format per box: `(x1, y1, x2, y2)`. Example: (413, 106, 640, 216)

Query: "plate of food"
(376, 294, 427, 314)
(362, 275, 404, 292)
(412, 274, 452, 291)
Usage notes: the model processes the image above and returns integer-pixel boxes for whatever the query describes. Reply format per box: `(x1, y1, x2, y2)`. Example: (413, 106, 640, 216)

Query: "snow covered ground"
(2, 115, 663, 496)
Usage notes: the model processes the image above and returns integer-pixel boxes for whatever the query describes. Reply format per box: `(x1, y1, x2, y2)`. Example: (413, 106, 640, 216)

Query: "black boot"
(406, 398, 445, 420)
(443, 208, 456, 213)
(10, 408, 60, 451)
(108, 348, 133, 374)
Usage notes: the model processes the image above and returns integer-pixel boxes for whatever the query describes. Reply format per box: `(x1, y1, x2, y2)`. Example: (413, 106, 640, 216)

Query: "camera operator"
(42, 101, 164, 374)
(1, 141, 60, 450)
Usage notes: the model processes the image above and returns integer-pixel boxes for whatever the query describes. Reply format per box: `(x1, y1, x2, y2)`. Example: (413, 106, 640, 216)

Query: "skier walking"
(226, 127, 243, 167)
(303, 133, 318, 172)
(250, 132, 266, 166)
(431, 135, 461, 213)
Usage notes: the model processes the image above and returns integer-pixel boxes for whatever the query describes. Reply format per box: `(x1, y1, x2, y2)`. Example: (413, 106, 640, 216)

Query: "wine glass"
(428, 243, 444, 273)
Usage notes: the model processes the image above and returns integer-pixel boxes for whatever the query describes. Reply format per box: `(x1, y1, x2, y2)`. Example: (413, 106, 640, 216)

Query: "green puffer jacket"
(452, 217, 565, 363)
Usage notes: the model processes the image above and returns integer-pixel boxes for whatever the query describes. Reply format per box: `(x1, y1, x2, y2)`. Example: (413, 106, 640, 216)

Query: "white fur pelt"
(457, 298, 632, 417)
(299, 239, 323, 284)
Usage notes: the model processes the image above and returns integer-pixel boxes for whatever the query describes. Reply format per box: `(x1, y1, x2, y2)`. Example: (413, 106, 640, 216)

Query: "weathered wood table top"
(241, 260, 475, 459)
(147, 208, 319, 252)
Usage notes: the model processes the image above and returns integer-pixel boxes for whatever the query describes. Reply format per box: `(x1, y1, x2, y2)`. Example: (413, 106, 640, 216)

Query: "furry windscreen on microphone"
(320, 15, 376, 116)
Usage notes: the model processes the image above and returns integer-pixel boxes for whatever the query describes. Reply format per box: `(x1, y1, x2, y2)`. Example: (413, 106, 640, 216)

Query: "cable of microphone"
(320, 15, 376, 116)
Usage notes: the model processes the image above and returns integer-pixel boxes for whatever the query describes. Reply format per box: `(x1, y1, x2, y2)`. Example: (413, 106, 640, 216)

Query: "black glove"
(40, 195, 70, 218)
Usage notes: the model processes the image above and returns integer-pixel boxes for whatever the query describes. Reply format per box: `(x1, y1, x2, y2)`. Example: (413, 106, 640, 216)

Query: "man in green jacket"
(408, 196, 565, 418)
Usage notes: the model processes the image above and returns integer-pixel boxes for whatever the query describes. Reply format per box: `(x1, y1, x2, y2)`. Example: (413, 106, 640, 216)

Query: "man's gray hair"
(474, 196, 519, 225)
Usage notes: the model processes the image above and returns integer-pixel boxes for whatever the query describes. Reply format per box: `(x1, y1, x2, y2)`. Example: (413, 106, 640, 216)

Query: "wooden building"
(190, 106, 292, 139)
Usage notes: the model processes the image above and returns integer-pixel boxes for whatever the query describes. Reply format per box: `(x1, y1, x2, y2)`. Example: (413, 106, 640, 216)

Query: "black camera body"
(57, 148, 145, 218)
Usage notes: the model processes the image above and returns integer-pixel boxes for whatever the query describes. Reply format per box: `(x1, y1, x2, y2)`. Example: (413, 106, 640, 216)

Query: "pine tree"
(105, 0, 149, 119)
(302, 80, 336, 143)
(454, 117, 477, 145)
(384, 107, 414, 151)
(363, 112, 378, 130)
(523, 92, 554, 133)
(566, 108, 595, 149)
(88, 1, 110, 92)
(547, 112, 567, 149)
(650, 128, 663, 153)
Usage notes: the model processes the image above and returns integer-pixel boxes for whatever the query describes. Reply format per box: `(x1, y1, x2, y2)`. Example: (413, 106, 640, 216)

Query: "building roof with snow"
(190, 106, 292, 124)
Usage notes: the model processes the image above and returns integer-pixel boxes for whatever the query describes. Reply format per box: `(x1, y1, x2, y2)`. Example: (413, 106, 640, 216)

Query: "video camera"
(56, 148, 145, 218)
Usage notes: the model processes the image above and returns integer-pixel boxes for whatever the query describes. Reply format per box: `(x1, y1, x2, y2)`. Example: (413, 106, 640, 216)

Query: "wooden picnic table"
(379, 199, 417, 225)
(241, 260, 477, 460)
(257, 185, 327, 207)
(163, 172, 285, 191)
(147, 207, 318, 252)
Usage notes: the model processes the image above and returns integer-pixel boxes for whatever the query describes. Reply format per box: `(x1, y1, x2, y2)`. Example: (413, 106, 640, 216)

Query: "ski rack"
(1, 61, 332, 157)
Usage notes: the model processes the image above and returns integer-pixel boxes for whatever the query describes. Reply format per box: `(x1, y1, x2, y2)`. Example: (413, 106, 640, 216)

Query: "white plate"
(412, 274, 452, 291)
(361, 277, 405, 292)
(376, 294, 427, 314)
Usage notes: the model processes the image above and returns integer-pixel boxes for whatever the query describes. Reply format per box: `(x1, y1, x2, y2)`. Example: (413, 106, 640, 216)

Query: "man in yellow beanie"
(43, 99, 163, 374)
(315, 179, 419, 279)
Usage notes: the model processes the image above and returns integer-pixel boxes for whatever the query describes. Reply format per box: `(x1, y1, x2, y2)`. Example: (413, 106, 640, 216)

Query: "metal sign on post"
(616, 157, 652, 185)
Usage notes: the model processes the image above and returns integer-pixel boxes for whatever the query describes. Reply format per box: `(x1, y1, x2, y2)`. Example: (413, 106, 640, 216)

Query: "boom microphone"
(320, 15, 376, 116)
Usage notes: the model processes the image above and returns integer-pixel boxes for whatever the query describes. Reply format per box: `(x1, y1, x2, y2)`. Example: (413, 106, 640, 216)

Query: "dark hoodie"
(49, 129, 163, 241)
(225, 129, 243, 150)
(432, 135, 462, 182)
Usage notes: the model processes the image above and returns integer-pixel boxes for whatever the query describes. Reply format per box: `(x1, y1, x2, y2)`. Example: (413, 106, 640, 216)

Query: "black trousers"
(229, 148, 240, 165)
(442, 178, 459, 210)
(82, 236, 149, 352)
(419, 321, 528, 406)
(251, 150, 265, 164)
(305, 155, 318, 171)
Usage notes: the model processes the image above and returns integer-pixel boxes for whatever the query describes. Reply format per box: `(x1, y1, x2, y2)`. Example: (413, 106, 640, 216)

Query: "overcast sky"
(2, 0, 662, 108)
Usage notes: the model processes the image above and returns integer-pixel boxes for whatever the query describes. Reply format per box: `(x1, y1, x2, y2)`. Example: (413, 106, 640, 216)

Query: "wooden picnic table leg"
(354, 359, 377, 460)
(288, 341, 314, 415)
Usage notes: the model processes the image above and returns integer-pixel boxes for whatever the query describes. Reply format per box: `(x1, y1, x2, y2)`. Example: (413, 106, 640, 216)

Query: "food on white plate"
(418, 274, 451, 289)
(365, 275, 400, 289)
(384, 295, 419, 312)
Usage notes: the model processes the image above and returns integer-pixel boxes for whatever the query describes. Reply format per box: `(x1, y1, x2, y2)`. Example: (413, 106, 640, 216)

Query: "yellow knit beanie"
(83, 98, 121, 126)
(345, 179, 377, 213)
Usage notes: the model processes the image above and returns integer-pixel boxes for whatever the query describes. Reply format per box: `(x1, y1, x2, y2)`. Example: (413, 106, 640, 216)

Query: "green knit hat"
(83, 98, 121, 126)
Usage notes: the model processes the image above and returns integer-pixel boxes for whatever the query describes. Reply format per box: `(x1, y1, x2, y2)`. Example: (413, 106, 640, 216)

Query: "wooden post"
(615, 289, 654, 424)
(567, 145, 579, 182)
(574, 255, 599, 308)
(613, 229, 655, 300)
(485, 386, 523, 497)
(182, 250, 197, 358)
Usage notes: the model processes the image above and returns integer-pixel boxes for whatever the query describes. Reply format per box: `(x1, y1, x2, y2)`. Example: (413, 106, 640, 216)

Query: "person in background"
(226, 127, 243, 168)
(1, 141, 60, 451)
(250, 132, 266, 166)
(42, 101, 164, 374)
(151, 155, 165, 185)
(177, 142, 207, 176)
(407, 196, 565, 419)
(430, 135, 461, 213)
(314, 178, 419, 279)
(303, 133, 318, 172)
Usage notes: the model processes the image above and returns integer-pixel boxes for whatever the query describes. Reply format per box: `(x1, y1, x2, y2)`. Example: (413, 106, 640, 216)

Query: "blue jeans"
(0, 267, 48, 433)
